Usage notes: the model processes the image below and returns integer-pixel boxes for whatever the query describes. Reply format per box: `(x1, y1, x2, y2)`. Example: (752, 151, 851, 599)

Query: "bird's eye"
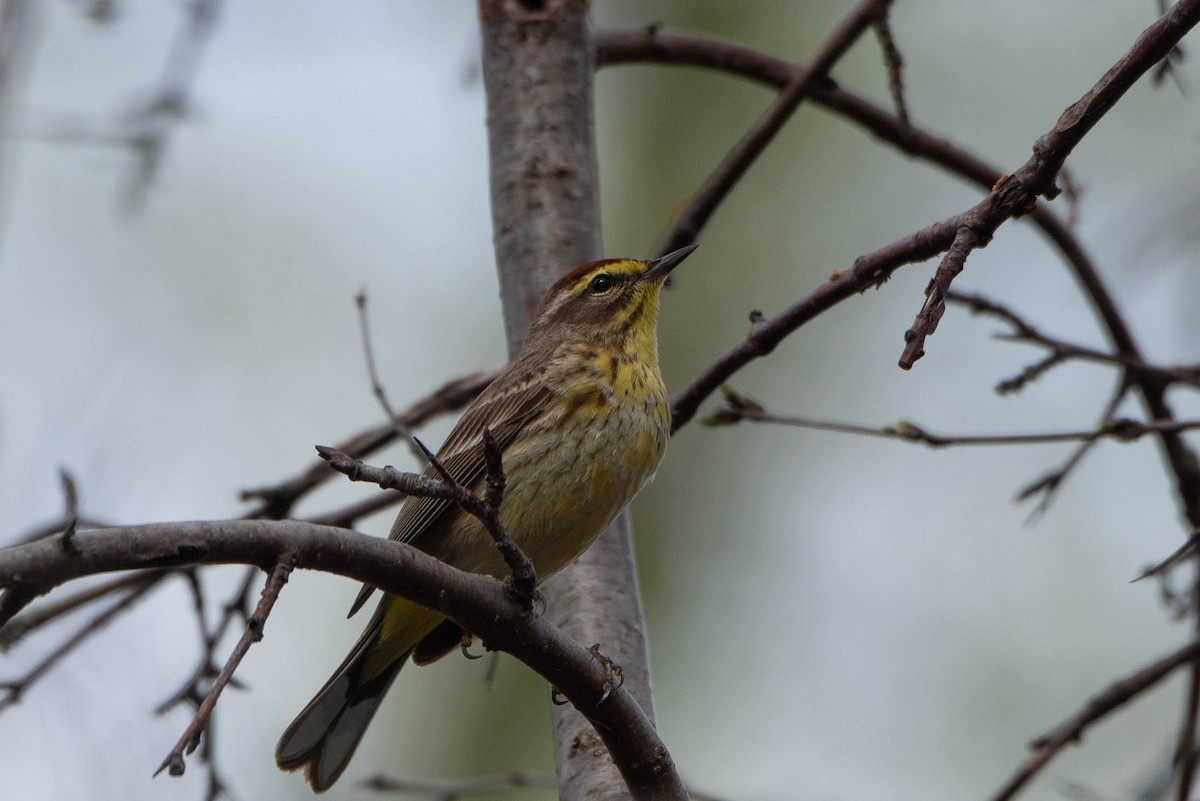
(588, 274, 615, 294)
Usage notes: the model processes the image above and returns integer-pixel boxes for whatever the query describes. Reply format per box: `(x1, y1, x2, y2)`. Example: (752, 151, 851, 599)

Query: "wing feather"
(347, 371, 553, 617)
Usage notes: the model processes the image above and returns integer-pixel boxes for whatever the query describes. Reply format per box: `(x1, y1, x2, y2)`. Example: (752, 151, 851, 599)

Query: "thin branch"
(948, 291, 1200, 390)
(655, 0, 892, 256)
(154, 567, 257, 715)
(872, 8, 910, 128)
(363, 770, 731, 801)
(156, 558, 292, 779)
(301, 491, 402, 529)
(989, 638, 1200, 801)
(1179, 575, 1200, 801)
(239, 367, 498, 519)
(361, 770, 556, 799)
(10, 467, 94, 547)
(900, 224, 985, 368)
(0, 569, 173, 650)
(995, 351, 1071, 396)
(0, 520, 683, 798)
(356, 290, 428, 467)
(1014, 383, 1129, 521)
(120, 0, 223, 210)
(480, 430, 535, 604)
(318, 445, 536, 608)
(0, 576, 165, 711)
(1136, 533, 1200, 583)
(706, 387, 1200, 447)
(893, 0, 1200, 366)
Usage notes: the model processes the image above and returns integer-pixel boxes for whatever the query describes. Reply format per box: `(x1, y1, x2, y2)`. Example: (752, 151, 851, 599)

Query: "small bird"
(275, 245, 696, 791)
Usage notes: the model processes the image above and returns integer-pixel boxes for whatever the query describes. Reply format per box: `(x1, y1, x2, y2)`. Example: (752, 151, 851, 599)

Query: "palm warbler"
(276, 245, 696, 791)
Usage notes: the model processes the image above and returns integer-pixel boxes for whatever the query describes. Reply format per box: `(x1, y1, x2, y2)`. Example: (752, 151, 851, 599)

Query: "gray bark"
(477, 2, 665, 798)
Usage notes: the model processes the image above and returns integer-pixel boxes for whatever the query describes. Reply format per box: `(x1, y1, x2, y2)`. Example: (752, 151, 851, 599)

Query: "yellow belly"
(440, 371, 669, 580)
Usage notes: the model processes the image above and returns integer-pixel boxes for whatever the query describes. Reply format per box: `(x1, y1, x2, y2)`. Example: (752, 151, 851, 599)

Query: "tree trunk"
(477, 1, 659, 798)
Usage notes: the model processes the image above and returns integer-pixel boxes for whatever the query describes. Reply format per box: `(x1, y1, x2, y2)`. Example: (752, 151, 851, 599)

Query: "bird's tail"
(275, 621, 409, 793)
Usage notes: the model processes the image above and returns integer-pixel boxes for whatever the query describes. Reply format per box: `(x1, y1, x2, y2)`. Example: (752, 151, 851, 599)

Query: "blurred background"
(2, 2, 1200, 799)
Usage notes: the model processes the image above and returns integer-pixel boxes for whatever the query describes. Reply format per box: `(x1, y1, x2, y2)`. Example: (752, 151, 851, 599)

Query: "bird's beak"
(641, 244, 698, 283)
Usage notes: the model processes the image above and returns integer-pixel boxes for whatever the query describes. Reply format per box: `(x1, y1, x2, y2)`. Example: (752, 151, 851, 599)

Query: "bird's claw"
(587, 643, 624, 705)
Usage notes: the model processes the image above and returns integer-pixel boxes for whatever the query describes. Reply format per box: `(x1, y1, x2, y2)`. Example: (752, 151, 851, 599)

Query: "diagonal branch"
(989, 638, 1200, 801)
(0, 569, 174, 650)
(318, 442, 537, 608)
(654, 0, 892, 256)
(0, 575, 166, 711)
(947, 291, 1200, 391)
(155, 558, 293, 779)
(239, 367, 497, 519)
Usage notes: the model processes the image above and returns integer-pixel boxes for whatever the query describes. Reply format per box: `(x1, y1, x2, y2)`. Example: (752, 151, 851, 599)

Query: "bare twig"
(356, 290, 429, 466)
(872, 6, 910, 128)
(155, 567, 257, 715)
(900, 224, 986, 368)
(996, 352, 1071, 396)
(662, 0, 1200, 423)
(0, 569, 174, 650)
(989, 638, 1200, 801)
(480, 429, 535, 605)
(896, 1, 1200, 367)
(706, 387, 1200, 447)
(240, 367, 497, 519)
(0, 576, 165, 711)
(1153, 0, 1189, 91)
(1179, 584, 1200, 801)
(301, 491, 403, 530)
(155, 558, 293, 779)
(948, 291, 1200, 390)
(317, 445, 536, 610)
(120, 0, 223, 209)
(1014, 384, 1129, 521)
(361, 770, 556, 798)
(1136, 533, 1200, 583)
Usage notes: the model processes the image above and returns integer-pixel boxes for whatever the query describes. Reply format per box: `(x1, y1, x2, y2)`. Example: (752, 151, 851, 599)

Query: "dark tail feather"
(276, 644, 408, 793)
(412, 618, 465, 665)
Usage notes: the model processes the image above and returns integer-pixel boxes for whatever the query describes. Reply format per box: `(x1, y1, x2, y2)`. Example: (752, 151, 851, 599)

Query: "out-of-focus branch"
(361, 771, 557, 797)
(706, 387, 1200, 447)
(240, 367, 498, 519)
(9, 0, 225, 208)
(989, 638, 1200, 801)
(0, 0, 33, 204)
(948, 292, 1200, 391)
(0, 573, 167, 711)
(0, 569, 174, 650)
